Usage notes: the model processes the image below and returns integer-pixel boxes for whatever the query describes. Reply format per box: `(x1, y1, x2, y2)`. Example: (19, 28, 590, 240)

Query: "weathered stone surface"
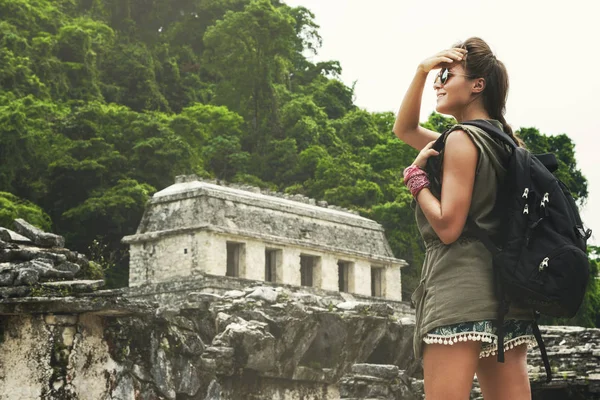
(0, 229, 11, 242)
(16, 259, 75, 280)
(41, 279, 105, 293)
(0, 274, 596, 399)
(54, 261, 81, 275)
(528, 326, 600, 399)
(336, 301, 360, 310)
(351, 364, 400, 380)
(0, 224, 100, 297)
(213, 319, 277, 372)
(15, 268, 40, 285)
(0, 285, 31, 297)
(0, 227, 31, 243)
(223, 290, 245, 299)
(0, 316, 54, 399)
(13, 218, 65, 248)
(0, 248, 66, 264)
(202, 346, 236, 376)
(340, 365, 422, 400)
(44, 314, 78, 326)
(0, 264, 16, 286)
(246, 286, 278, 303)
(204, 380, 222, 400)
(0, 239, 18, 250)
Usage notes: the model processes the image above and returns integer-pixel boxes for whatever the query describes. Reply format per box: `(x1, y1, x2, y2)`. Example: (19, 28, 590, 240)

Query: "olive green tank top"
(411, 120, 532, 358)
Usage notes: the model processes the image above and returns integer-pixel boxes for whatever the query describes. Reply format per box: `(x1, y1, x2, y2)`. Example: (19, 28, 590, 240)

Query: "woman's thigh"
(423, 341, 481, 400)
(476, 344, 531, 400)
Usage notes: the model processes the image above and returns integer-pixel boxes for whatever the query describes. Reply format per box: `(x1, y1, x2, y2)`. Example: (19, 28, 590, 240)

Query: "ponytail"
(458, 37, 525, 148)
(497, 114, 525, 148)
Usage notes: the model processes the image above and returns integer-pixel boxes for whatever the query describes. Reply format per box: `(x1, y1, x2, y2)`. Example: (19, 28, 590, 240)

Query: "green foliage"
(0, 192, 52, 231)
(62, 179, 154, 287)
(420, 111, 455, 133)
(203, 0, 297, 140)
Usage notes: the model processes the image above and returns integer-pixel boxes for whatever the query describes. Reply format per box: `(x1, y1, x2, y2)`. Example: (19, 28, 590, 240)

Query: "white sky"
(285, 0, 600, 244)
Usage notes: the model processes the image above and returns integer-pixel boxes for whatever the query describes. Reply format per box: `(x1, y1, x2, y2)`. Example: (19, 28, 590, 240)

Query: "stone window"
(338, 261, 353, 292)
(265, 248, 281, 282)
(300, 255, 319, 287)
(371, 266, 384, 297)
(226, 242, 245, 277)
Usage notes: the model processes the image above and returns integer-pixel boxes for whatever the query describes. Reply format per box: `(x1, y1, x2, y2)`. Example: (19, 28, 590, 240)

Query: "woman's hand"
(412, 140, 440, 168)
(418, 48, 468, 73)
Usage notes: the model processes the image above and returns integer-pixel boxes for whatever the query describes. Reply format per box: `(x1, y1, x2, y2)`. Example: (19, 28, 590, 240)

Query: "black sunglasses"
(435, 68, 473, 85)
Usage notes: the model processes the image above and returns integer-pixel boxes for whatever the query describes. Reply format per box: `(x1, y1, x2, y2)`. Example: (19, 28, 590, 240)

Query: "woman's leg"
(475, 344, 531, 400)
(423, 341, 482, 400)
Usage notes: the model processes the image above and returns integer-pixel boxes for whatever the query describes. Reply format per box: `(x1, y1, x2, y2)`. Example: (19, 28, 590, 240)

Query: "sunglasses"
(435, 68, 473, 85)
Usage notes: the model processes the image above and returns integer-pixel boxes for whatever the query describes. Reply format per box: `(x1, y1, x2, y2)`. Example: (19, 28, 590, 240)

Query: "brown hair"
(454, 37, 524, 147)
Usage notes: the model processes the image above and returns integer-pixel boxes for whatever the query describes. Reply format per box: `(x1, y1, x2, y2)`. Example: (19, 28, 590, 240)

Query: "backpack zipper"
(538, 257, 549, 272)
(535, 245, 582, 276)
(540, 192, 550, 208)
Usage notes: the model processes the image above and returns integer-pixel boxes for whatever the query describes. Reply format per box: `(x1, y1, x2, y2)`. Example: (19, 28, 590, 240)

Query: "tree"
(203, 0, 297, 143)
(0, 192, 52, 232)
(62, 179, 155, 287)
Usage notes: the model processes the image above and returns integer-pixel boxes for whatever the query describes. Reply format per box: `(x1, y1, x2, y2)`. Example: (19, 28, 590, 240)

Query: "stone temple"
(123, 175, 406, 301)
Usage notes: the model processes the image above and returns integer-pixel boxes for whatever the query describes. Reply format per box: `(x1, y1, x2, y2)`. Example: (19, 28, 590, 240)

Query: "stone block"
(13, 218, 65, 248)
(0, 266, 16, 286)
(41, 279, 105, 293)
(246, 287, 278, 303)
(15, 268, 40, 285)
(54, 261, 81, 276)
(351, 364, 400, 380)
(45, 314, 78, 326)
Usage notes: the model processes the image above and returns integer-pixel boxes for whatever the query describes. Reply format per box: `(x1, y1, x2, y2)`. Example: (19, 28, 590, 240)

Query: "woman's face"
(433, 63, 475, 117)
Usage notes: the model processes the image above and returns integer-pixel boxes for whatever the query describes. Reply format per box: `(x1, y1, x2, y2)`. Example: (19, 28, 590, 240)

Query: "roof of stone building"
(123, 176, 406, 266)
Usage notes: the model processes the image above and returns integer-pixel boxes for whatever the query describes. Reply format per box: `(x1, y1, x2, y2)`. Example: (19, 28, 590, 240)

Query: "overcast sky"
(285, 0, 600, 244)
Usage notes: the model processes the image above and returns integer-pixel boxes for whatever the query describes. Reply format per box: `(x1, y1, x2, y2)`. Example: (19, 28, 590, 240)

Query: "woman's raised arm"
(393, 48, 467, 151)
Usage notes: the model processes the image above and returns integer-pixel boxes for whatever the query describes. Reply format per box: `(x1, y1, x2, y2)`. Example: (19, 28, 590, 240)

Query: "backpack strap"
(461, 120, 518, 149)
(463, 120, 560, 172)
(532, 312, 553, 382)
(535, 153, 559, 173)
(466, 218, 500, 255)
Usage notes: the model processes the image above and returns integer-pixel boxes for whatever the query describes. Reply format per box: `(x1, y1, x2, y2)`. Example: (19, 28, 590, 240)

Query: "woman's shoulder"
(447, 119, 501, 136)
(446, 120, 506, 151)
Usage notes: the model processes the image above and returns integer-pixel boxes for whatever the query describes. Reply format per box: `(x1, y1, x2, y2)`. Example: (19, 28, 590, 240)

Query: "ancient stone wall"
(0, 276, 598, 399)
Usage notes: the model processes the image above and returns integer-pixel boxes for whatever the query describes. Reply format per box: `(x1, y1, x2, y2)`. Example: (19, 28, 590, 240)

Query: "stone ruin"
(0, 177, 598, 399)
(123, 176, 406, 301)
(0, 218, 103, 298)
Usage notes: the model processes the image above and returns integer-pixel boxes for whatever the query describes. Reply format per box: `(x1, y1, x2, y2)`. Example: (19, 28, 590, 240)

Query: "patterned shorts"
(423, 320, 537, 358)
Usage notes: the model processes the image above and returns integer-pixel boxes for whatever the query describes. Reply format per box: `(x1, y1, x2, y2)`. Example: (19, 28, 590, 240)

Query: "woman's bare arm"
(393, 48, 468, 151)
(392, 69, 440, 150)
(414, 130, 478, 244)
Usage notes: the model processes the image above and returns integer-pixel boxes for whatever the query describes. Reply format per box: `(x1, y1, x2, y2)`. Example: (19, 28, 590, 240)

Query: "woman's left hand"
(412, 140, 439, 168)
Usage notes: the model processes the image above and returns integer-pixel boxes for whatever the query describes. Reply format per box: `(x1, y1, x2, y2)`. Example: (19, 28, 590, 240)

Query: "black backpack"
(430, 119, 592, 382)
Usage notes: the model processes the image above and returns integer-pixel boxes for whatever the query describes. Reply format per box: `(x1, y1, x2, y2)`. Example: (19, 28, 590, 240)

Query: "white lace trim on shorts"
(423, 332, 537, 359)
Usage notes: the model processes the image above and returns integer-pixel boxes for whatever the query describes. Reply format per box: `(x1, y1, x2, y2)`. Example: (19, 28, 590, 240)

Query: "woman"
(393, 37, 535, 399)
